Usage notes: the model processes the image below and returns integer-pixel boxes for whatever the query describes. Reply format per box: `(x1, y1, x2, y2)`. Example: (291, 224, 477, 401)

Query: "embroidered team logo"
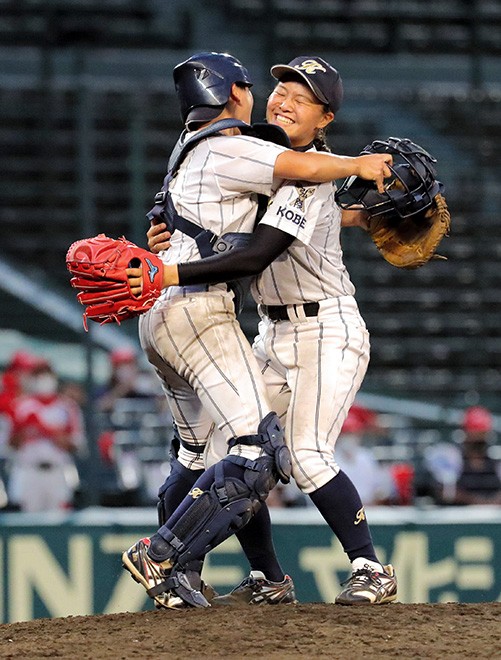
(354, 506, 366, 525)
(189, 487, 204, 499)
(295, 59, 327, 75)
(292, 186, 315, 211)
(145, 257, 159, 284)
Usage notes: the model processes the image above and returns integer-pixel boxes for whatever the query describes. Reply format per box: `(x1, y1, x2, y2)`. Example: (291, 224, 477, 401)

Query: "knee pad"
(228, 412, 292, 484)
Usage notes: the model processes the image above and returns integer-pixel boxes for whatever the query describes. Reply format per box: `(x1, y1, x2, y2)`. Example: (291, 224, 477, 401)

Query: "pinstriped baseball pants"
(139, 291, 272, 468)
(206, 295, 370, 493)
(253, 295, 370, 493)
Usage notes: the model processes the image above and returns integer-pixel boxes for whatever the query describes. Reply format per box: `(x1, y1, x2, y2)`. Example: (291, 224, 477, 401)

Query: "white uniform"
(139, 133, 289, 468)
(207, 162, 370, 494)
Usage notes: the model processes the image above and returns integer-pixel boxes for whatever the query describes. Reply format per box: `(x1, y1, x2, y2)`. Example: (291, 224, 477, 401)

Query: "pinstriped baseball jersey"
(157, 134, 288, 302)
(252, 171, 356, 306)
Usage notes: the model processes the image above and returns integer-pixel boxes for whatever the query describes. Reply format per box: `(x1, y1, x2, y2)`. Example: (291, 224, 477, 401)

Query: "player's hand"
(355, 154, 393, 193)
(127, 263, 179, 296)
(147, 221, 171, 253)
(126, 267, 142, 296)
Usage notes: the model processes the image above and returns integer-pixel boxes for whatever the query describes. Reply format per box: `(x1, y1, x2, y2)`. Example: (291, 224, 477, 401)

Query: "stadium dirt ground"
(0, 602, 499, 659)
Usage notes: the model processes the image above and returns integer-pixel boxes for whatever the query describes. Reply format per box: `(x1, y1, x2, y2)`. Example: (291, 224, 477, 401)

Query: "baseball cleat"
(122, 538, 175, 609)
(335, 563, 397, 605)
(211, 570, 298, 606)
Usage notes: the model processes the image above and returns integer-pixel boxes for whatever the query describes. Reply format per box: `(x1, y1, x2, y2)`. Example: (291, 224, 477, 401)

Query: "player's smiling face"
(266, 80, 334, 147)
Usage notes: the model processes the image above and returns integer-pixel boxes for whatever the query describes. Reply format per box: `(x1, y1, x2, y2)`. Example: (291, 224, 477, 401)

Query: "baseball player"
(121, 51, 393, 609)
(142, 56, 398, 606)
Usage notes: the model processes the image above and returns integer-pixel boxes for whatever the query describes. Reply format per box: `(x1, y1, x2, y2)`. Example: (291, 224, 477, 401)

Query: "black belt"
(262, 302, 320, 322)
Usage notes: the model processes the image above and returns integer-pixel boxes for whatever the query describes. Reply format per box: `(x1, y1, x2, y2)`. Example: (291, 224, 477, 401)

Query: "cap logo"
(295, 59, 326, 75)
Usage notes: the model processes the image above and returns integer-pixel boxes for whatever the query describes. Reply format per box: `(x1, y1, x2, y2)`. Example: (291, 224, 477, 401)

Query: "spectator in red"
(0, 351, 41, 421)
(7, 360, 85, 512)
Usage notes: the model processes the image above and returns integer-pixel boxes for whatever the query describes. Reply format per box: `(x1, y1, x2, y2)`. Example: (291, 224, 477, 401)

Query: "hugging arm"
(177, 223, 294, 285)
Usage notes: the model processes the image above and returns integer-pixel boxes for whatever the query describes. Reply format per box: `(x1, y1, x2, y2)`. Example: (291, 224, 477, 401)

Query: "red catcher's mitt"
(66, 234, 164, 329)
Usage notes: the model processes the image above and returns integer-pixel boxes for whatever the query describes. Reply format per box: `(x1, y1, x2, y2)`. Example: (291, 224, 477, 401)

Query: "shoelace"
(340, 568, 381, 588)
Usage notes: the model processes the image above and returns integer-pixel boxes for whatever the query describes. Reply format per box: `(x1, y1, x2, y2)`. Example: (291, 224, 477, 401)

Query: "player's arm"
(128, 223, 294, 293)
(274, 150, 392, 193)
(146, 202, 370, 253)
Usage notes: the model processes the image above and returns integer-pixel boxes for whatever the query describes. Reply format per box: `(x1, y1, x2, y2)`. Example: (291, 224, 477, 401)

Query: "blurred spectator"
(424, 405, 501, 505)
(95, 347, 142, 413)
(389, 462, 415, 506)
(94, 347, 169, 507)
(0, 351, 42, 423)
(334, 404, 395, 506)
(0, 351, 43, 510)
(453, 406, 501, 505)
(7, 360, 85, 512)
(60, 379, 87, 409)
(95, 347, 160, 413)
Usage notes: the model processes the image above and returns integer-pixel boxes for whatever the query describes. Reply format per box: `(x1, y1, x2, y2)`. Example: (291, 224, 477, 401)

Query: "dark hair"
(314, 125, 331, 153)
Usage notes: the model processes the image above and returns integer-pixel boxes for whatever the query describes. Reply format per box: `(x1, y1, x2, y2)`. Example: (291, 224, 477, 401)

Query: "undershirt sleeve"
(177, 224, 294, 285)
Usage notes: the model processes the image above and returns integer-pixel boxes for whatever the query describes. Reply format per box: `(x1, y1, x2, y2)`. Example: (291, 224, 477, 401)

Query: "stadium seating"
(0, 0, 500, 410)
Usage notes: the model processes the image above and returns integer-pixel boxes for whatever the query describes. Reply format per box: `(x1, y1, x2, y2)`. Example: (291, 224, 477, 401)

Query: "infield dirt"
(0, 602, 498, 659)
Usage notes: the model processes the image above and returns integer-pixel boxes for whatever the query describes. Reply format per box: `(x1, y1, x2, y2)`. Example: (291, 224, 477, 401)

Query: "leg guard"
(148, 414, 290, 607)
(155, 450, 285, 569)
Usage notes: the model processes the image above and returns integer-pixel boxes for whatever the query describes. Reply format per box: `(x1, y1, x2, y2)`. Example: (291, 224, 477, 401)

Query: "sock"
(308, 470, 379, 564)
(236, 503, 285, 582)
(352, 557, 384, 573)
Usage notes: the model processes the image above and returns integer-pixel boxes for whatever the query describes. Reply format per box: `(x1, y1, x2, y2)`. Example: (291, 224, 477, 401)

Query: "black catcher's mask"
(335, 137, 442, 219)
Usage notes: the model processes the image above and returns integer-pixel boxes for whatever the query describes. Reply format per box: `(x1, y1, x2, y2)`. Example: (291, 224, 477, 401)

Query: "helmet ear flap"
(335, 137, 442, 219)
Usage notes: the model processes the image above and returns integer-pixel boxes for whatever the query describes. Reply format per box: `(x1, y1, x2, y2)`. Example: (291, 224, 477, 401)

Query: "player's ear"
(316, 111, 334, 130)
(229, 83, 248, 106)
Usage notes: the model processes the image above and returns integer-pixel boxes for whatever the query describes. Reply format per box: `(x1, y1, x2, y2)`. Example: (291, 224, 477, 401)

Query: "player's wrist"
(163, 264, 179, 288)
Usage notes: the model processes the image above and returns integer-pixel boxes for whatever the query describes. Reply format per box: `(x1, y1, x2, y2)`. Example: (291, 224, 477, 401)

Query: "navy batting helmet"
(335, 137, 442, 219)
(173, 52, 253, 129)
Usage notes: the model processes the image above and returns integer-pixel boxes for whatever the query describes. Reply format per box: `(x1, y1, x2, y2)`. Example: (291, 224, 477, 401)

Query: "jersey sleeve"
(258, 181, 332, 245)
(209, 135, 289, 196)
